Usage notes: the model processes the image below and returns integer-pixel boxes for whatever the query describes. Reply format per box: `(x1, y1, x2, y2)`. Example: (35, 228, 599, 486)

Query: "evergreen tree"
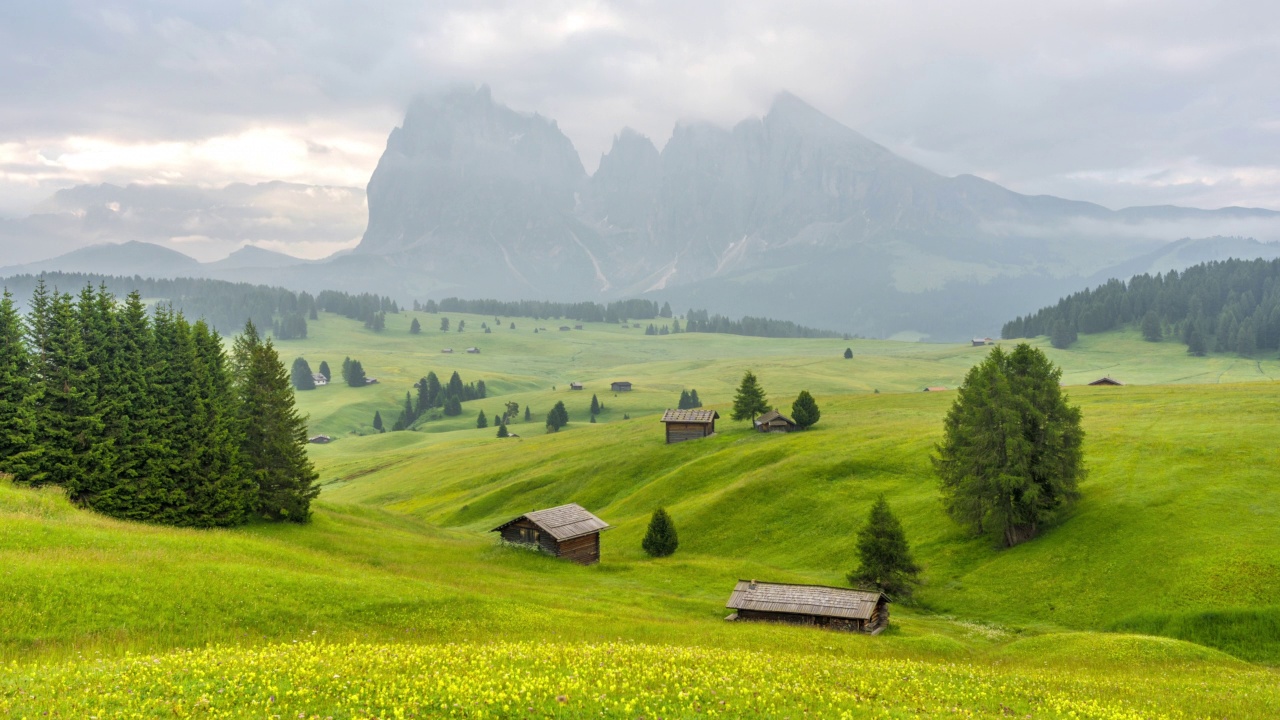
(144, 304, 199, 524)
(344, 358, 368, 387)
(422, 371, 442, 410)
(183, 321, 255, 527)
(373, 410, 384, 432)
(440, 317, 450, 331)
(410, 317, 421, 334)
(1186, 326, 1208, 356)
(0, 289, 37, 480)
(477, 410, 488, 428)
(847, 496, 921, 600)
(791, 390, 821, 429)
(524, 405, 531, 422)
(443, 396, 462, 416)
(731, 370, 769, 421)
(546, 401, 569, 431)
(678, 389, 691, 409)
(932, 344, 1085, 547)
(318, 360, 331, 382)
(844, 347, 854, 359)
(291, 357, 316, 390)
(590, 394, 600, 416)
(688, 389, 701, 408)
(393, 391, 415, 431)
(1141, 311, 1162, 342)
(447, 370, 465, 399)
(660, 302, 672, 318)
(497, 423, 509, 438)
(1050, 320, 1077, 349)
(233, 322, 320, 522)
(641, 507, 679, 557)
(458, 320, 465, 332)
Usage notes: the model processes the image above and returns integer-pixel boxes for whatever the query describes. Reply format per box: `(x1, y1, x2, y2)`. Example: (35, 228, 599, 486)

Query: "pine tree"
(291, 357, 316, 390)
(847, 496, 921, 600)
(143, 304, 196, 524)
(476, 410, 488, 429)
(393, 391, 415, 431)
(318, 360, 331, 382)
(642, 507, 679, 557)
(731, 370, 769, 421)
(678, 390, 691, 409)
(1050, 320, 1077, 349)
(496, 423, 509, 438)
(590, 394, 600, 416)
(233, 322, 320, 522)
(440, 317, 450, 331)
(546, 401, 569, 431)
(447, 370, 464, 399)
(443, 396, 462, 416)
(373, 410, 384, 432)
(183, 321, 255, 527)
(1141, 311, 1162, 342)
(791, 390, 821, 429)
(524, 405, 531, 422)
(688, 389, 701, 408)
(660, 302, 672, 318)
(344, 358, 367, 387)
(410, 317, 421, 334)
(844, 347, 854, 359)
(0, 288, 37, 480)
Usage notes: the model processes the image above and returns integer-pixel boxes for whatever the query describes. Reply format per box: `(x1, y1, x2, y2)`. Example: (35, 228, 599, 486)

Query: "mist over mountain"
(8, 86, 1280, 340)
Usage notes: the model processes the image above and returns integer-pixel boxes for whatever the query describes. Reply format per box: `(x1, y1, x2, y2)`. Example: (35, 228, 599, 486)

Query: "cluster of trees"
(391, 370, 488, 431)
(0, 283, 318, 527)
(644, 321, 680, 335)
(363, 311, 386, 331)
(289, 358, 333, 391)
(429, 297, 662, 323)
(677, 389, 703, 409)
(341, 358, 369, 387)
(730, 371, 821, 430)
(545, 400, 570, 432)
(0, 272, 318, 338)
(683, 309, 846, 339)
(1002, 258, 1280, 355)
(316, 290, 399, 326)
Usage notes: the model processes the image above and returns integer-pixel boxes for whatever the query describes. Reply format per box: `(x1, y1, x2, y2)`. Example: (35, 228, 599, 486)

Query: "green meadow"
(3, 310, 1280, 718)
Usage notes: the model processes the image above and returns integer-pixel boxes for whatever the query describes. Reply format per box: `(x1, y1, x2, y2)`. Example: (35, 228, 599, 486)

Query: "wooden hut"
(492, 503, 611, 565)
(753, 410, 796, 433)
(1088, 376, 1124, 386)
(724, 580, 889, 634)
(611, 381, 633, 392)
(661, 408, 719, 444)
(971, 338, 987, 346)
(569, 382, 584, 390)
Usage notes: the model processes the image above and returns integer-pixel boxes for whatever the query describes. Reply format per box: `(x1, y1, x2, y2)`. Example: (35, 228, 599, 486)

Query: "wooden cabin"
(753, 410, 796, 433)
(971, 338, 987, 346)
(724, 580, 889, 634)
(611, 381, 632, 392)
(492, 503, 611, 565)
(569, 382, 584, 390)
(466, 347, 480, 354)
(661, 408, 719, 444)
(1088, 377, 1124, 386)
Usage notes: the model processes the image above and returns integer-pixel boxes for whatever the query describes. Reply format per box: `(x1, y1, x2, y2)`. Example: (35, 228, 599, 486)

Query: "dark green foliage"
(443, 396, 462, 416)
(393, 392, 415, 431)
(342, 357, 368, 387)
(291, 357, 316, 390)
(476, 410, 488, 429)
(496, 423, 509, 438)
(373, 411, 384, 432)
(1003, 257, 1280, 354)
(731, 370, 769, 421)
(1141, 311, 1162, 342)
(272, 312, 308, 340)
(660, 302, 672, 318)
(546, 401, 569, 432)
(440, 317, 450, 332)
(932, 344, 1085, 547)
(524, 406, 531, 422)
(642, 508, 678, 557)
(847, 496, 921, 600)
(1050, 320, 1077, 349)
(677, 389, 703, 409)
(363, 311, 386, 331)
(317, 360, 331, 382)
(409, 317, 421, 334)
(0, 289, 37, 480)
(844, 347, 853, 359)
(589, 394, 600, 416)
(791, 390, 820, 430)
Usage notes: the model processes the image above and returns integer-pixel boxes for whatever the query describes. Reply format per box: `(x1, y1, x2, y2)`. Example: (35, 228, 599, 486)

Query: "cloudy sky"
(2, 0, 1279, 254)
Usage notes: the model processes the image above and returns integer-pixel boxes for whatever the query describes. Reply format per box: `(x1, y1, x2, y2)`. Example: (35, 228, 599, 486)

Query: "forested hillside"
(1003, 258, 1280, 354)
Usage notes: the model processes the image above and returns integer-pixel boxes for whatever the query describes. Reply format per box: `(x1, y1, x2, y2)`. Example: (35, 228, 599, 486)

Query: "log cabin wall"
(555, 532, 601, 565)
(666, 422, 712, 444)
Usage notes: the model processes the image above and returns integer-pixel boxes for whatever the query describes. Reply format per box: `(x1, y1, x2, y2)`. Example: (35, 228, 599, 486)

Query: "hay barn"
(725, 580, 889, 634)
(661, 408, 719, 443)
(492, 503, 611, 565)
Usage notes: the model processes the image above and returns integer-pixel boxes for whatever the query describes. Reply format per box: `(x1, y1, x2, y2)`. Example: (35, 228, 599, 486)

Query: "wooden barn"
(724, 580, 889, 634)
(1088, 376, 1124, 386)
(570, 382, 584, 390)
(611, 381, 632, 392)
(661, 408, 719, 444)
(492, 503, 611, 565)
(753, 410, 796, 433)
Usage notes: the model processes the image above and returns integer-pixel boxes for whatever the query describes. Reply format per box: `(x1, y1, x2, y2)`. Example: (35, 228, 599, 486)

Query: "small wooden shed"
(570, 382, 584, 390)
(725, 580, 889, 634)
(1088, 376, 1124, 386)
(611, 381, 632, 392)
(661, 408, 719, 444)
(492, 503, 611, 565)
(753, 410, 796, 433)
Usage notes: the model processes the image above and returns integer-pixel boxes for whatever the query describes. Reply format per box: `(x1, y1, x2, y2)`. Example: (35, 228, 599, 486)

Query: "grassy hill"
(3, 310, 1280, 718)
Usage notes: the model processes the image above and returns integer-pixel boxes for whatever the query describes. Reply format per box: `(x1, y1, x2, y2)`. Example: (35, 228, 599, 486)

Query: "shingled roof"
(661, 409, 720, 423)
(726, 580, 886, 620)
(754, 410, 794, 425)
(492, 503, 611, 542)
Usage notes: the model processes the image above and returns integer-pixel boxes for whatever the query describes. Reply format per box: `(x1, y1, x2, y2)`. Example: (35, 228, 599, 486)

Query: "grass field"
(3, 310, 1279, 718)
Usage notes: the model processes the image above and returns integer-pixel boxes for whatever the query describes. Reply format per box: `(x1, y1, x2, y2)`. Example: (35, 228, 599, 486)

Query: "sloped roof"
(754, 410, 794, 426)
(661, 409, 720, 423)
(726, 580, 885, 620)
(492, 503, 611, 541)
(1088, 377, 1124, 386)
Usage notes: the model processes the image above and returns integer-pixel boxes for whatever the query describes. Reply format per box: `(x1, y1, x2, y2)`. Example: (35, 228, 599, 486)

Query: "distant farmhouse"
(570, 382, 584, 391)
(311, 373, 328, 386)
(492, 503, 610, 565)
(611, 381, 632, 392)
(661, 409, 719, 444)
(971, 337, 995, 346)
(753, 410, 796, 433)
(725, 580, 889, 634)
(1088, 377, 1124, 386)
(466, 347, 480, 354)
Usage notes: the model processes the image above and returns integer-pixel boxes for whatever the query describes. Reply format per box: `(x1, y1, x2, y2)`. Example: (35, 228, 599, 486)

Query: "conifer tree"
(393, 391, 415, 431)
(844, 347, 854, 359)
(731, 370, 769, 422)
(410, 317, 421, 334)
(183, 321, 255, 527)
(233, 322, 320, 522)
(476, 410, 488, 428)
(590, 394, 600, 416)
(1141, 311, 1162, 342)
(791, 390, 821, 429)
(642, 507, 679, 557)
(373, 410, 384, 432)
(318, 360, 331, 382)
(440, 317, 450, 331)
(422, 371, 442, 410)
(291, 357, 316, 390)
(146, 305, 198, 524)
(443, 396, 462, 416)
(496, 422, 509, 438)
(678, 389, 691, 409)
(0, 288, 37, 480)
(847, 496, 921, 600)
(524, 405, 531, 422)
(546, 401, 569, 431)
(688, 389, 701, 408)
(447, 370, 464, 399)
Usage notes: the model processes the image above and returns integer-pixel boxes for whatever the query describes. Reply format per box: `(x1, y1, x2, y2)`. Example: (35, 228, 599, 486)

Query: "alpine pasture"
(3, 309, 1280, 718)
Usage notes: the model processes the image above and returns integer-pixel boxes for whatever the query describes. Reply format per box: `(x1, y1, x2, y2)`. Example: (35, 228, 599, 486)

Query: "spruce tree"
(410, 317, 421, 334)
(546, 401, 569, 431)
(147, 305, 199, 524)
(443, 396, 462, 416)
(423, 371, 442, 410)
(844, 347, 854, 359)
(847, 496, 921, 600)
(524, 405, 531, 422)
(791, 390, 821, 429)
(590, 394, 600, 416)
(183, 321, 255, 527)
(0, 289, 37, 480)
(476, 410, 488, 428)
(233, 322, 320, 522)
(440, 317, 450, 331)
(1141, 311, 1162, 342)
(731, 370, 769, 422)
(496, 422, 509, 438)
(373, 410, 384, 432)
(318, 360, 331, 383)
(678, 389, 690, 409)
(642, 507, 679, 557)
(447, 370, 464, 399)
(688, 389, 701, 408)
(291, 357, 316, 390)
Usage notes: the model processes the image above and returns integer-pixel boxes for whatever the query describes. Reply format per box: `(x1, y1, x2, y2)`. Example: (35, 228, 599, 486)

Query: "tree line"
(1002, 257, 1280, 355)
(426, 297, 662, 323)
(390, 370, 488, 431)
(0, 282, 318, 527)
(684, 309, 846, 339)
